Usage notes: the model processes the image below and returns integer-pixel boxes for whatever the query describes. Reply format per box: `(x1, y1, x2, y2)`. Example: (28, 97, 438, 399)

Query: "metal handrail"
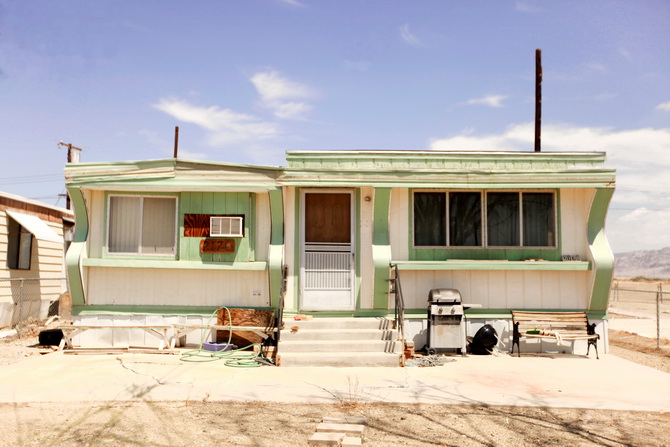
(274, 264, 288, 345)
(390, 264, 405, 344)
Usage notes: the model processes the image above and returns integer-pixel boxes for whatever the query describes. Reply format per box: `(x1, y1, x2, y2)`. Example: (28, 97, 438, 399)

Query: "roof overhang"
(6, 210, 64, 243)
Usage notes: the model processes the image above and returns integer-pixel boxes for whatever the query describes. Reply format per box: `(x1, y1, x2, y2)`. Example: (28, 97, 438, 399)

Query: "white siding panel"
(487, 271, 508, 308)
(283, 187, 297, 311)
(86, 267, 270, 307)
(505, 272, 526, 308)
(347, 267, 591, 311)
(560, 188, 592, 258)
(89, 190, 105, 258)
(522, 272, 543, 308)
(389, 188, 408, 261)
(540, 272, 562, 308)
(469, 272, 490, 308)
(359, 186, 374, 309)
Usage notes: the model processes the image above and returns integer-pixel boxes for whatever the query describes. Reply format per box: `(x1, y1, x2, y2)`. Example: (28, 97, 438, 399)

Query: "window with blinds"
(107, 196, 177, 255)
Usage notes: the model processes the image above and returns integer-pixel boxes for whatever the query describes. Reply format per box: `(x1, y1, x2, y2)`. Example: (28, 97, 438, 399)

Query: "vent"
(210, 216, 243, 237)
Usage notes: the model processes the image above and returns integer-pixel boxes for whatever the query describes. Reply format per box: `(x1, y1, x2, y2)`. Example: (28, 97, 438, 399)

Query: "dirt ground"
(1, 321, 669, 446)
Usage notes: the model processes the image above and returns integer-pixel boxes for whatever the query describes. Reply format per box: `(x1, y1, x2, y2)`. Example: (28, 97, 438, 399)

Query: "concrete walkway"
(1, 351, 669, 412)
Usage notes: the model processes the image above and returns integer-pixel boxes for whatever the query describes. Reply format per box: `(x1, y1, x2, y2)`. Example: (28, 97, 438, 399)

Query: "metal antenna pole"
(534, 49, 543, 153)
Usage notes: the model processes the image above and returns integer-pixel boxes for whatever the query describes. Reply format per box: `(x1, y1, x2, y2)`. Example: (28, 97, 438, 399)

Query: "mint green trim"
(65, 187, 88, 306)
(282, 310, 394, 318)
(72, 304, 274, 317)
(392, 260, 591, 271)
(268, 189, 284, 308)
(82, 258, 268, 270)
(281, 179, 615, 189)
(372, 188, 392, 309)
(588, 188, 615, 312)
(280, 308, 608, 319)
(286, 150, 608, 167)
(177, 191, 251, 263)
(355, 189, 362, 310)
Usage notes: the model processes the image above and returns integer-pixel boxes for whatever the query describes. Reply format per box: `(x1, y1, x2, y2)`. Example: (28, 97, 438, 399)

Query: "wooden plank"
(216, 308, 276, 346)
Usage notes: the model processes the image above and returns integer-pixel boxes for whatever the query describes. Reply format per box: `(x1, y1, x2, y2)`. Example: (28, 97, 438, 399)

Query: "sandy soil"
(0, 322, 669, 446)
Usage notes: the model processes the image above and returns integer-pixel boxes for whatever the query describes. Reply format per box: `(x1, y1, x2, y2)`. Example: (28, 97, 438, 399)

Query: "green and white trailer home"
(64, 150, 615, 364)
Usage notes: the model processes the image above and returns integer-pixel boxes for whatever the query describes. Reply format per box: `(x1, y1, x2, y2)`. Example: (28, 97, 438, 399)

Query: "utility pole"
(173, 126, 179, 158)
(534, 48, 543, 153)
(58, 142, 84, 209)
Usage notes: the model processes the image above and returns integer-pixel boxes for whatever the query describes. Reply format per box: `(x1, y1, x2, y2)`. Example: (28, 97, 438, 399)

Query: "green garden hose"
(179, 307, 271, 367)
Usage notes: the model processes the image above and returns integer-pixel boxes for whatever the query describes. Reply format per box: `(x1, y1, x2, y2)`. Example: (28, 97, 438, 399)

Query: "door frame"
(299, 188, 356, 311)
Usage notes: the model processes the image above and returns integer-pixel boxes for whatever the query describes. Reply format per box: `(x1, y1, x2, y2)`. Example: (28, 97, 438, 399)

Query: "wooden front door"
(300, 191, 355, 311)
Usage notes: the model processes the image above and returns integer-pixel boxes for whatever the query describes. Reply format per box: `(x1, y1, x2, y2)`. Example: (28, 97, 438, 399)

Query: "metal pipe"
(534, 48, 542, 153)
(173, 126, 179, 158)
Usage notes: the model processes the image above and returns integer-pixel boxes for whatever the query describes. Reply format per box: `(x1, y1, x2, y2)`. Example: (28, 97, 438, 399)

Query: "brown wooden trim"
(0, 198, 72, 224)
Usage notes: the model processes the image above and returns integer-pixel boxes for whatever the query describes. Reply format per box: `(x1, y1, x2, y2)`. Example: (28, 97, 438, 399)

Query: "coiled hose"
(180, 307, 271, 367)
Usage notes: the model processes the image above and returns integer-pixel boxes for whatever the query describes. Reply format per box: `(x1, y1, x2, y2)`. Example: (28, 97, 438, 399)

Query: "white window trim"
(412, 189, 557, 249)
(210, 216, 245, 238)
(105, 194, 179, 257)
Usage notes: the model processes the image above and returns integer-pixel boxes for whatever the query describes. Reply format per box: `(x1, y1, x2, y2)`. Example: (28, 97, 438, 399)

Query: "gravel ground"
(0, 321, 669, 446)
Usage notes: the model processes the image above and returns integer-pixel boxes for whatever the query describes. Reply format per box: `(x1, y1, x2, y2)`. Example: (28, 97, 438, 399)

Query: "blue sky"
(1, 0, 669, 253)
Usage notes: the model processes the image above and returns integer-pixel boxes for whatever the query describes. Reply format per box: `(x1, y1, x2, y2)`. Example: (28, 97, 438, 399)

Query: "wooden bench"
(511, 311, 599, 359)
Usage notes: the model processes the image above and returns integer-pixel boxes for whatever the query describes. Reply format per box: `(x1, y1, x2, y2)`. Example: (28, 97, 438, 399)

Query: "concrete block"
(316, 423, 365, 434)
(308, 432, 362, 446)
(308, 432, 344, 445)
(322, 415, 367, 425)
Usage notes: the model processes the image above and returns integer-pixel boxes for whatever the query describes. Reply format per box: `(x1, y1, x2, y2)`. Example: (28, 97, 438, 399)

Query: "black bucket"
(469, 324, 498, 355)
(38, 329, 63, 346)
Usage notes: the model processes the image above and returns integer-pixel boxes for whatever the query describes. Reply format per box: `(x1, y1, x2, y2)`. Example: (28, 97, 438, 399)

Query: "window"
(7, 218, 32, 269)
(210, 216, 244, 237)
(449, 192, 482, 246)
(107, 196, 177, 255)
(413, 192, 446, 246)
(413, 191, 555, 248)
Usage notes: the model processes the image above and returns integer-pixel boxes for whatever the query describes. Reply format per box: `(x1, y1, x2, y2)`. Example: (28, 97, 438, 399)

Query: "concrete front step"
(279, 351, 402, 367)
(284, 317, 394, 330)
(281, 328, 397, 341)
(279, 316, 403, 367)
(279, 339, 398, 353)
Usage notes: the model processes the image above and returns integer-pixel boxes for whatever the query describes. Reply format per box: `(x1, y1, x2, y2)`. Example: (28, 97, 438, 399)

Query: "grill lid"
(428, 288, 462, 304)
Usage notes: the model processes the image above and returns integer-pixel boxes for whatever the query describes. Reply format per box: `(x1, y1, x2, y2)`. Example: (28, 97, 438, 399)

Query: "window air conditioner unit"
(210, 216, 243, 237)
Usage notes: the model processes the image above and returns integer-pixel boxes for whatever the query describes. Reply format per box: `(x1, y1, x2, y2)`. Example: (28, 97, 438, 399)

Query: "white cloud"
(399, 24, 421, 46)
(429, 123, 670, 252)
(154, 98, 278, 146)
(277, 0, 303, 6)
(465, 95, 507, 108)
(250, 70, 317, 120)
(585, 62, 608, 74)
(515, 1, 541, 13)
(342, 60, 372, 72)
(657, 101, 670, 111)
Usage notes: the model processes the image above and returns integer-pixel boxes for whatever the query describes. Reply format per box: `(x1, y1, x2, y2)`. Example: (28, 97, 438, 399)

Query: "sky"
(1, 0, 669, 254)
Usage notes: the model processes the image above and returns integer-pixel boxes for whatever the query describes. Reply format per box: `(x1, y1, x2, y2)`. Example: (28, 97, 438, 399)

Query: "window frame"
(412, 189, 557, 249)
(105, 194, 179, 257)
(6, 219, 33, 270)
(210, 215, 245, 238)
